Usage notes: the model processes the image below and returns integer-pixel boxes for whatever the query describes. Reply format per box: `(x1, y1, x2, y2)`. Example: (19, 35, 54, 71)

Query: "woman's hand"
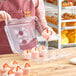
(0, 11, 11, 21)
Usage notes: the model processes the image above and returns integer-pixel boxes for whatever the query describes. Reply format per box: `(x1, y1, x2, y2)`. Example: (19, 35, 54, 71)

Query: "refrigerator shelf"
(61, 43, 76, 48)
(46, 12, 58, 18)
(45, 2, 76, 10)
(47, 23, 58, 29)
(62, 26, 76, 30)
(45, 2, 58, 9)
(62, 19, 76, 23)
(62, 6, 76, 9)
(48, 22, 76, 30)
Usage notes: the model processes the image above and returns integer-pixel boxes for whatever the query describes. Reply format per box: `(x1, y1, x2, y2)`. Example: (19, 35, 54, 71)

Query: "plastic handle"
(5, 13, 8, 26)
(5, 19, 8, 26)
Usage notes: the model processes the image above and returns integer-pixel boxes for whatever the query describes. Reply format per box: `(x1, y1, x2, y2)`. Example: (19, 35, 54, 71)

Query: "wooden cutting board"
(0, 47, 76, 76)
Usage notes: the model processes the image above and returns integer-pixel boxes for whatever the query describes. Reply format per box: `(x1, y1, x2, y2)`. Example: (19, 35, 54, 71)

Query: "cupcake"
(39, 45, 48, 57)
(31, 47, 39, 59)
(22, 63, 31, 76)
(10, 61, 19, 70)
(42, 29, 51, 40)
(14, 66, 23, 76)
(0, 63, 10, 76)
(2, 63, 11, 71)
(5, 70, 15, 76)
(21, 49, 31, 60)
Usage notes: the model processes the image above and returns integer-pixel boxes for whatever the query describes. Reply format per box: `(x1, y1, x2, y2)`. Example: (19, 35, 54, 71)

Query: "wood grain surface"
(0, 47, 76, 76)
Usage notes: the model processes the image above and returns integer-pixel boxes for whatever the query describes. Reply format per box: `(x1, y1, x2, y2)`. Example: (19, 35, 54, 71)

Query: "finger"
(1, 11, 6, 20)
(0, 11, 6, 21)
(0, 14, 3, 21)
(6, 13, 11, 20)
(0, 13, 4, 21)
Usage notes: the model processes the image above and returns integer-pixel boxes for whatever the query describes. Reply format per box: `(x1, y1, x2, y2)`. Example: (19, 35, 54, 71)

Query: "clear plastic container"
(4, 16, 39, 53)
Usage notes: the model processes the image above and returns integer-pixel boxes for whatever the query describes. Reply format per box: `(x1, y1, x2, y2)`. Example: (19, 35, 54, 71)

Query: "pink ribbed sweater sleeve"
(34, 0, 48, 34)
